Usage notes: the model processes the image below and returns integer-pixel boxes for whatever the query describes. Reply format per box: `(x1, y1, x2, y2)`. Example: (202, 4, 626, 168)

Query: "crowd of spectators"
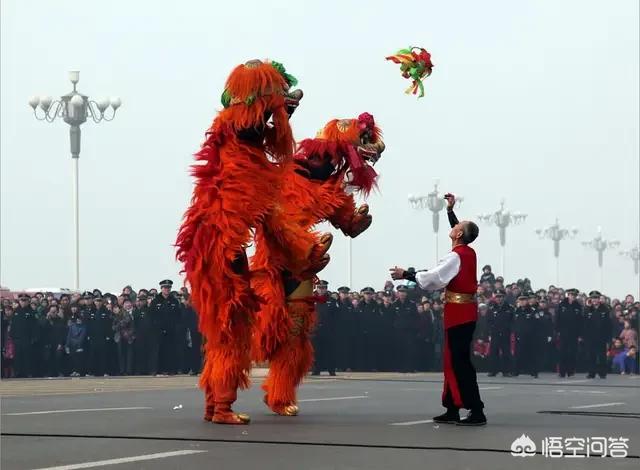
(311, 266, 639, 378)
(1, 266, 638, 379)
(1, 283, 201, 379)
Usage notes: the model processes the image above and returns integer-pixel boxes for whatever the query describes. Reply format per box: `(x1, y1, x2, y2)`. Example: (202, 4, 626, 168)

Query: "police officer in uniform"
(334, 286, 356, 371)
(556, 288, 582, 377)
(536, 297, 555, 371)
(583, 290, 612, 379)
(379, 292, 397, 371)
(312, 280, 337, 376)
(512, 294, 533, 376)
(86, 295, 113, 376)
(393, 285, 419, 372)
(12, 294, 36, 378)
(487, 289, 513, 377)
(133, 294, 152, 374)
(359, 287, 382, 371)
(149, 280, 182, 375)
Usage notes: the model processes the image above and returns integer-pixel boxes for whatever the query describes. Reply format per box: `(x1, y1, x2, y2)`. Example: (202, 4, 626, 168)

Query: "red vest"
(443, 244, 478, 329)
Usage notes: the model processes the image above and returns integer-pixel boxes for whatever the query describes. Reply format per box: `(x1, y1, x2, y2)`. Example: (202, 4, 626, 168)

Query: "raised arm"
(444, 192, 459, 228)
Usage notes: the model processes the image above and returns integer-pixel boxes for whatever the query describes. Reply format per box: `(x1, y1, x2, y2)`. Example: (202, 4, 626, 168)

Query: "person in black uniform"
(379, 292, 397, 371)
(312, 280, 338, 376)
(537, 297, 555, 371)
(583, 290, 612, 379)
(42, 306, 68, 377)
(556, 288, 583, 377)
(86, 295, 113, 376)
(149, 279, 182, 375)
(416, 301, 434, 371)
(133, 294, 152, 375)
(393, 285, 419, 372)
(527, 293, 545, 377)
(487, 289, 513, 377)
(355, 287, 378, 371)
(12, 294, 36, 378)
(182, 293, 202, 375)
(335, 286, 356, 372)
(512, 294, 532, 376)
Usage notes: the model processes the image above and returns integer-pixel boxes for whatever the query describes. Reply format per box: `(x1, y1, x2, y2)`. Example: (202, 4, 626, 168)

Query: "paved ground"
(1, 371, 639, 469)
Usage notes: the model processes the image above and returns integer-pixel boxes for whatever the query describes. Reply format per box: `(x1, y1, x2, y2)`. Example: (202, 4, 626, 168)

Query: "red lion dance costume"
(176, 60, 329, 425)
(251, 113, 385, 416)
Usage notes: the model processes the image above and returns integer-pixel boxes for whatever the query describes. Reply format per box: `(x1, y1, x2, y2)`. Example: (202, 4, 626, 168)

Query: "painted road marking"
(32, 450, 207, 470)
(570, 402, 626, 409)
(5, 407, 151, 416)
(298, 395, 368, 402)
(556, 389, 607, 394)
(391, 419, 435, 426)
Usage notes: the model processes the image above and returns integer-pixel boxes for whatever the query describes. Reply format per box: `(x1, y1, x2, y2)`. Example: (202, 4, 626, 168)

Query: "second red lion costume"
(251, 113, 385, 416)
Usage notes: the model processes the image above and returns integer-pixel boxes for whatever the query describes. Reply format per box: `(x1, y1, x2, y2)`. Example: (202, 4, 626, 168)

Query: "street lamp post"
(535, 219, 578, 285)
(408, 180, 463, 264)
(29, 71, 121, 290)
(619, 245, 639, 276)
(582, 227, 619, 291)
(478, 198, 527, 279)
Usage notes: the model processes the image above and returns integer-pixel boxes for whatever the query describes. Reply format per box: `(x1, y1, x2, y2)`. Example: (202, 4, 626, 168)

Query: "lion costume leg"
(261, 281, 316, 416)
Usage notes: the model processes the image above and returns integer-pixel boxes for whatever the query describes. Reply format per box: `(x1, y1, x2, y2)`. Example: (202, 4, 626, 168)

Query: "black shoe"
(531, 373, 538, 378)
(558, 373, 566, 378)
(457, 410, 487, 426)
(586, 374, 595, 379)
(487, 372, 496, 377)
(329, 371, 336, 376)
(311, 371, 320, 376)
(502, 372, 512, 377)
(433, 409, 460, 424)
(598, 375, 606, 379)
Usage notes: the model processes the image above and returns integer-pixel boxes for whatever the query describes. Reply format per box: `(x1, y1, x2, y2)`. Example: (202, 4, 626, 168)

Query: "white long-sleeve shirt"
(415, 251, 461, 291)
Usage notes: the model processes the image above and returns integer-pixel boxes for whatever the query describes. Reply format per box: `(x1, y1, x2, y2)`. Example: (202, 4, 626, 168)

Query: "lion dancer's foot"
(203, 383, 215, 422)
(300, 233, 333, 278)
(263, 393, 299, 416)
(213, 380, 250, 425)
(262, 294, 315, 418)
(347, 204, 372, 238)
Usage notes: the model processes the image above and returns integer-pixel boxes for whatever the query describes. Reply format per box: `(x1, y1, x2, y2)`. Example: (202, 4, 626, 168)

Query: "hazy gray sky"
(1, 0, 638, 297)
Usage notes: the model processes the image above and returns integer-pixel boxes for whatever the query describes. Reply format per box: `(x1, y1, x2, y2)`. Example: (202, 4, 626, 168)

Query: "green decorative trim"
(271, 60, 298, 87)
(221, 89, 231, 108)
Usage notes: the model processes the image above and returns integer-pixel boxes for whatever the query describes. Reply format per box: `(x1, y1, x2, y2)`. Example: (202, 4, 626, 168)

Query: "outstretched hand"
(389, 266, 405, 280)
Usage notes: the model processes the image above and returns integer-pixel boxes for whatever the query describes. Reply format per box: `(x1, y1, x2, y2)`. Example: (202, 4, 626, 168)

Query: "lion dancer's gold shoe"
(263, 395, 299, 416)
(212, 380, 250, 425)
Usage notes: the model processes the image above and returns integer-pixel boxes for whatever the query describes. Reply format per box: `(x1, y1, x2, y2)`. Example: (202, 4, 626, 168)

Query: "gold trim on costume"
(444, 290, 476, 304)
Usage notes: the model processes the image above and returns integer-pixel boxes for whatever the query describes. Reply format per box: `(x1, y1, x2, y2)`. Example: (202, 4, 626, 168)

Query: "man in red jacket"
(390, 193, 486, 426)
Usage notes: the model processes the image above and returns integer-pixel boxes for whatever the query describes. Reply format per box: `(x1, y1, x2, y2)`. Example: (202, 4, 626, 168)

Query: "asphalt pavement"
(1, 371, 639, 469)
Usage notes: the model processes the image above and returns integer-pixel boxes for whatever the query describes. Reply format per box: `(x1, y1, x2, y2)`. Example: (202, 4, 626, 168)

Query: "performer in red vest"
(390, 193, 486, 426)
